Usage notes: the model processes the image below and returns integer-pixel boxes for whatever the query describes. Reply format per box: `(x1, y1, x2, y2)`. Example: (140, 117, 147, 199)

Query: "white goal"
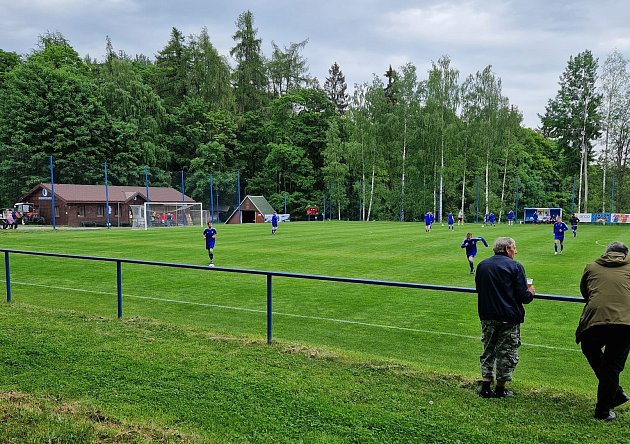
(143, 202, 204, 229)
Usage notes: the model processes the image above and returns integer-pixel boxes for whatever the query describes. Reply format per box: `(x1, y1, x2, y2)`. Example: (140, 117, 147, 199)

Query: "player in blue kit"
(424, 211, 432, 232)
(271, 211, 278, 235)
(461, 232, 488, 274)
(507, 210, 514, 225)
(553, 216, 569, 255)
(203, 221, 217, 266)
(447, 211, 454, 231)
(569, 213, 579, 237)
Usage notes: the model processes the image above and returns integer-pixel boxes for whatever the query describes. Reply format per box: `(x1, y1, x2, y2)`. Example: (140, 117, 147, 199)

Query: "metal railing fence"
(2, 248, 584, 344)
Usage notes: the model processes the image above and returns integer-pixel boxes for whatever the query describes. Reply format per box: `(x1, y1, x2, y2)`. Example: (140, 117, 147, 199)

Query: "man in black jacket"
(475, 237, 536, 398)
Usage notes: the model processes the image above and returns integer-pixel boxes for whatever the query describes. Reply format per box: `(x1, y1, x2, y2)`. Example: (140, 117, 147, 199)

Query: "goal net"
(143, 202, 204, 229)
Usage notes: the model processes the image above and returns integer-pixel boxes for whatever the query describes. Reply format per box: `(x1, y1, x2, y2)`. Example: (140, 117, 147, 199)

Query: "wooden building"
(19, 183, 196, 227)
(225, 195, 276, 224)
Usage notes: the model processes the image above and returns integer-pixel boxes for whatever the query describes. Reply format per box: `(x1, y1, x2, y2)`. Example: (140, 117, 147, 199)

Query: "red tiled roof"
(36, 184, 195, 203)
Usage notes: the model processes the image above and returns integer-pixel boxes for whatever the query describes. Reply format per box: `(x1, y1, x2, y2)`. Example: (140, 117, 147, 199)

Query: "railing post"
(4, 251, 11, 303)
(266, 274, 272, 344)
(117, 260, 122, 318)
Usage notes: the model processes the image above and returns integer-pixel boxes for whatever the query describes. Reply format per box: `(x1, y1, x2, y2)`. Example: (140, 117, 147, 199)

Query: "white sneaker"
(554, 252, 557, 255)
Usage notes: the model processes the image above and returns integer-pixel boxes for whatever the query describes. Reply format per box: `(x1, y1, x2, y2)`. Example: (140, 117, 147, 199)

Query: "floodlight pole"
(515, 176, 519, 224)
(610, 176, 615, 218)
(104, 162, 110, 229)
(571, 176, 576, 214)
(237, 170, 241, 224)
(209, 174, 214, 223)
(181, 170, 186, 226)
(145, 166, 150, 226)
(49, 155, 56, 230)
(475, 175, 480, 223)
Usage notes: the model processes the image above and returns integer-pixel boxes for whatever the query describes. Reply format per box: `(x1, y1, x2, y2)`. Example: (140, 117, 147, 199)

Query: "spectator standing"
(576, 242, 630, 421)
(475, 237, 535, 398)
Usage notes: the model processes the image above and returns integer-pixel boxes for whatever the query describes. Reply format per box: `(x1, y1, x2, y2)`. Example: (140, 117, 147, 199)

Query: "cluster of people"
(474, 235, 630, 421)
(2, 209, 21, 229)
(483, 212, 496, 227)
(150, 211, 175, 226)
(425, 209, 522, 231)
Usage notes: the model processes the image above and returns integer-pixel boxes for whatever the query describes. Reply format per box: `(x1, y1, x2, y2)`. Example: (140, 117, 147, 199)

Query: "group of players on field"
(423, 210, 580, 273)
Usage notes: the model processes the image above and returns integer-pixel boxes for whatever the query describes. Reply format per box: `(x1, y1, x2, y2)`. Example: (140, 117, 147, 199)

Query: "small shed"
(225, 195, 275, 224)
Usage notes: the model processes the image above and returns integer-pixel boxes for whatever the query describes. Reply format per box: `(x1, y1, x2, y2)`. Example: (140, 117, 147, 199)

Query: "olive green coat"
(576, 252, 630, 343)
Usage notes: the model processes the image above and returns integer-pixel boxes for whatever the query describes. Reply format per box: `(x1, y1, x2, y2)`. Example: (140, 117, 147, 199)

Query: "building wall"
(21, 187, 135, 227)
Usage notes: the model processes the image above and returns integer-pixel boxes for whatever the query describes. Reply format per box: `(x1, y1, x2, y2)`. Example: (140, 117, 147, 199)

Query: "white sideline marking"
(3, 280, 580, 353)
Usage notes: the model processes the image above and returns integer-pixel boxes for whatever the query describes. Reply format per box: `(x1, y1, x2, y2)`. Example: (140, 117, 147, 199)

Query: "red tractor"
(14, 202, 46, 225)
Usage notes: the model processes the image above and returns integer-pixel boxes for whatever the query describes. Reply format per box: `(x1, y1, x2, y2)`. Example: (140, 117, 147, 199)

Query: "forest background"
(1, 10, 629, 222)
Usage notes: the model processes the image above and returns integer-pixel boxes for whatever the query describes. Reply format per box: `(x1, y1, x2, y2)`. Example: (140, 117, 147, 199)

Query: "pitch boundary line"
(2, 280, 580, 353)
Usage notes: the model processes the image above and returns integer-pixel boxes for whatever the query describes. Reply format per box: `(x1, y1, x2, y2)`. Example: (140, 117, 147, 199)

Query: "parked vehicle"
(13, 202, 45, 224)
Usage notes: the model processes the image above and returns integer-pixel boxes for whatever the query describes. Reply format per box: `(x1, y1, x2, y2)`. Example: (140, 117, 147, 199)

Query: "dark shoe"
(478, 387, 492, 398)
(478, 382, 493, 398)
(612, 389, 630, 408)
(493, 388, 514, 398)
(594, 410, 616, 421)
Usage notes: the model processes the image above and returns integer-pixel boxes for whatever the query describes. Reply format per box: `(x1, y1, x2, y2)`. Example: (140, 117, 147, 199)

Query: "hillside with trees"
(1, 11, 629, 220)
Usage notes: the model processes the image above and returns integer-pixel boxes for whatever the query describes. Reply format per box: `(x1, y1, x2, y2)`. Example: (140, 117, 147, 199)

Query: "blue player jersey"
(461, 237, 488, 256)
(204, 227, 217, 249)
(553, 221, 568, 238)
(448, 213, 454, 225)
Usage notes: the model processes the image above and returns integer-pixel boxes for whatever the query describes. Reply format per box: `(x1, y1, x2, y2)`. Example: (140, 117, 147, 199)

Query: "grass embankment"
(1, 302, 628, 443)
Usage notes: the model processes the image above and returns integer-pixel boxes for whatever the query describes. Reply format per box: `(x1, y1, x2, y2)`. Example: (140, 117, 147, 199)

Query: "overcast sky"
(2, 0, 629, 128)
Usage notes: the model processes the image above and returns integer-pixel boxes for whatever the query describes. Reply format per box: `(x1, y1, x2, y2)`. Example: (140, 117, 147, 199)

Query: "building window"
(112, 205, 118, 216)
(97, 206, 104, 217)
(54, 206, 60, 217)
(78, 206, 85, 217)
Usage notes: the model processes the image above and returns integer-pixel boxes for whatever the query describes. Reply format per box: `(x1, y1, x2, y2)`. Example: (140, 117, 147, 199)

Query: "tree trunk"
(400, 113, 407, 221)
(485, 150, 490, 215)
(499, 147, 509, 222)
(367, 163, 375, 222)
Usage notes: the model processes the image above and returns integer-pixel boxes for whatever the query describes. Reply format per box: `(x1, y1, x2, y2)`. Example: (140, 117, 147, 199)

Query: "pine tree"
(323, 62, 349, 114)
(230, 10, 268, 113)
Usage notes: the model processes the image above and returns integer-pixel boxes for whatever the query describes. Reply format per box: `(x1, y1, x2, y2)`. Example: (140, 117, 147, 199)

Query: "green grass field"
(1, 221, 629, 442)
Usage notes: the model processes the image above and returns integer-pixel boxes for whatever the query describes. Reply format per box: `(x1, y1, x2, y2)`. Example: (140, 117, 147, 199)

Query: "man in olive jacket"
(576, 241, 630, 421)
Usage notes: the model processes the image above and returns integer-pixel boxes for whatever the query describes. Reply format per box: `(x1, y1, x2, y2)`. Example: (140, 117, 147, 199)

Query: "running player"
(203, 221, 217, 265)
(461, 232, 489, 274)
(553, 216, 569, 255)
(569, 213, 579, 237)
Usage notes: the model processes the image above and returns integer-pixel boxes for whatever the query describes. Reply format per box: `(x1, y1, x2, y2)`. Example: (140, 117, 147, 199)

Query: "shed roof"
(247, 196, 275, 215)
(30, 184, 195, 204)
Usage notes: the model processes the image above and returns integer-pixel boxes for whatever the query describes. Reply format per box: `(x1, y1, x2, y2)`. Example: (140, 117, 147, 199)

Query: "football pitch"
(1, 220, 629, 398)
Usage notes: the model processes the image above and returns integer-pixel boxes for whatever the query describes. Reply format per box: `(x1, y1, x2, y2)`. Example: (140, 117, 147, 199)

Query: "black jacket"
(475, 252, 534, 323)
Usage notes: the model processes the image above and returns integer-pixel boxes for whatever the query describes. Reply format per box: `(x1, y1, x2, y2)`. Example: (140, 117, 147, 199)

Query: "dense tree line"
(1, 12, 629, 221)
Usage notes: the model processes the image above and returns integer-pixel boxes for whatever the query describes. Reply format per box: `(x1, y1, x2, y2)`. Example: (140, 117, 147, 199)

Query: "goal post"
(143, 202, 204, 229)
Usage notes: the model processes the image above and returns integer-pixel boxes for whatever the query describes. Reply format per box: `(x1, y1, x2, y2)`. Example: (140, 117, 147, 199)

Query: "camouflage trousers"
(480, 320, 521, 381)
